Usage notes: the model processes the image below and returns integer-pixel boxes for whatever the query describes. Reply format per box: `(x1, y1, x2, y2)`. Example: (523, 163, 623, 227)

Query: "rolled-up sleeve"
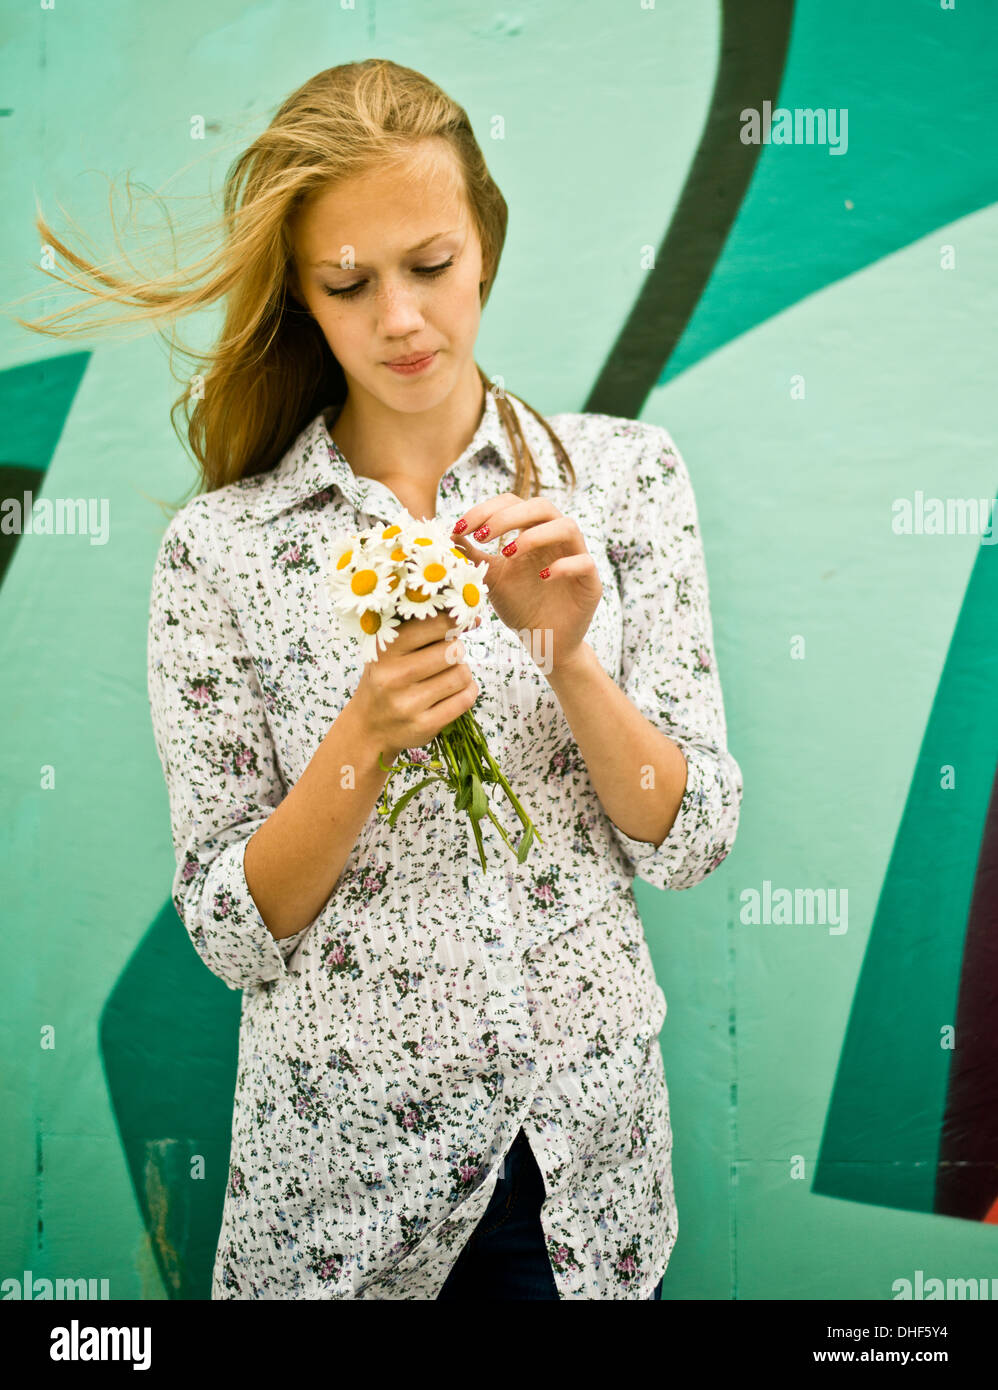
(604, 423, 743, 891)
(147, 501, 312, 990)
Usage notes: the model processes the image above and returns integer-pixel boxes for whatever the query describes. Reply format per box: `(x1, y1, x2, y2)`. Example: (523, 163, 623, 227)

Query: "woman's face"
(288, 141, 485, 413)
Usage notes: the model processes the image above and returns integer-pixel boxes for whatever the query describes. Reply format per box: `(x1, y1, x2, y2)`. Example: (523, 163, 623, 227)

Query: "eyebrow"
(312, 230, 456, 269)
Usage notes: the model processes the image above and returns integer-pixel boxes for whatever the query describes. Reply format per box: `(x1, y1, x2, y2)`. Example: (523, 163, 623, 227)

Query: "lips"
(385, 351, 436, 366)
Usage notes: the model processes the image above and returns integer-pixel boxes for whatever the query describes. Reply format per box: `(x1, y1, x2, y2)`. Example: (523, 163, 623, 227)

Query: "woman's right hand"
(349, 610, 482, 763)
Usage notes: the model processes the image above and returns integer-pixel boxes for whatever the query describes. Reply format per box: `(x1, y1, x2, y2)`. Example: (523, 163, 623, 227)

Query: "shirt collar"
(245, 383, 561, 523)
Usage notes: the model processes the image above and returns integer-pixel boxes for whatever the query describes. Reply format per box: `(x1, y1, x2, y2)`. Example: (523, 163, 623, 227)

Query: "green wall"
(2, 0, 996, 1299)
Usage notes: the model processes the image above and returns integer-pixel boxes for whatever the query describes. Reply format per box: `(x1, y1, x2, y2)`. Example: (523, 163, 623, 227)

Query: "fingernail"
(473, 524, 490, 541)
(501, 541, 517, 557)
(452, 518, 467, 534)
(539, 568, 550, 579)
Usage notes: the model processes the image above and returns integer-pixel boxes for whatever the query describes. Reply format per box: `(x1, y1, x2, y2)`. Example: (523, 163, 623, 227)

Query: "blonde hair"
(12, 59, 576, 516)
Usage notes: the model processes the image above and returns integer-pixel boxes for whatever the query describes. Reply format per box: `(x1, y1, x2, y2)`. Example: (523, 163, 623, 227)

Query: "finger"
(451, 496, 554, 543)
(498, 516, 581, 561)
(450, 533, 492, 566)
(394, 608, 454, 652)
(538, 552, 603, 588)
(448, 498, 509, 539)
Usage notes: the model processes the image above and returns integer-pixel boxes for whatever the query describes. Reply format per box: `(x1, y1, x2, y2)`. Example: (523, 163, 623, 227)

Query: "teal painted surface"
(813, 507, 997, 1212)
(664, 0, 998, 385)
(0, 355, 90, 470)
(2, 0, 996, 1300)
(638, 201, 998, 1295)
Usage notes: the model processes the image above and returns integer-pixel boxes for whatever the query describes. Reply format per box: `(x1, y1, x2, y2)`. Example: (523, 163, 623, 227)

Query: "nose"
(375, 279, 426, 338)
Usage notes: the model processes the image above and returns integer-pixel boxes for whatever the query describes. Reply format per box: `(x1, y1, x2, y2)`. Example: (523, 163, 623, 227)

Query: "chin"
(382, 357, 457, 399)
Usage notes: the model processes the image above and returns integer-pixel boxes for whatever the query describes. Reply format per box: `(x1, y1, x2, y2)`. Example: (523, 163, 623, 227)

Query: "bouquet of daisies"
(326, 509, 541, 871)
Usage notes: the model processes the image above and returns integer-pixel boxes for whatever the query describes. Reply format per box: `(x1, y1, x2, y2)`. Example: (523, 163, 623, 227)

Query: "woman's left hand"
(449, 494, 603, 673)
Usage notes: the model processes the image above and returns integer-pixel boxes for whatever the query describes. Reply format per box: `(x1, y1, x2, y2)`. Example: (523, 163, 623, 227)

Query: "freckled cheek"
(313, 310, 363, 363)
(441, 286, 483, 345)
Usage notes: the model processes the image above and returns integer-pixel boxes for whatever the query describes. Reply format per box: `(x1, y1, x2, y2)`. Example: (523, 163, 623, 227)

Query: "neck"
(329, 358, 486, 489)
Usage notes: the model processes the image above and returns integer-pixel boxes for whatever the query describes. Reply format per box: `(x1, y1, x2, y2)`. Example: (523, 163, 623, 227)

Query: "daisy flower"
(334, 605, 403, 663)
(394, 542, 459, 622)
(393, 585, 450, 624)
(398, 528, 452, 576)
(395, 518, 440, 552)
(327, 547, 397, 619)
(322, 508, 540, 872)
(442, 557, 490, 628)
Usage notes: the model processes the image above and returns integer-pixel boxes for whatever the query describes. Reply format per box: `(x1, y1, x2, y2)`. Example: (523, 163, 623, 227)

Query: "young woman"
(24, 59, 742, 1300)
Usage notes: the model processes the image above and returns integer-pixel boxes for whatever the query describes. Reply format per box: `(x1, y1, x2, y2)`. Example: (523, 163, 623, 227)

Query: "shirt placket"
(334, 454, 542, 1077)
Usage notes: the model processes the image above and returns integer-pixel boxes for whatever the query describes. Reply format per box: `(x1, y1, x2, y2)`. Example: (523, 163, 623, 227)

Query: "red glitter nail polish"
(501, 541, 517, 557)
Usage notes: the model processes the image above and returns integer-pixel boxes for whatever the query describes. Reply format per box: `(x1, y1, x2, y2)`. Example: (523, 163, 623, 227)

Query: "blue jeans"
(436, 1127, 665, 1300)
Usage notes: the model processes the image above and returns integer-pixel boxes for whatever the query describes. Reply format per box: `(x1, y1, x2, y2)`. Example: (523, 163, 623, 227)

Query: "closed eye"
(322, 259, 455, 299)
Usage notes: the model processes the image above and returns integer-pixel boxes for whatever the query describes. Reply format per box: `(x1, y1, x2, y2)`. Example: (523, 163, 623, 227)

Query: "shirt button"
(496, 965, 516, 985)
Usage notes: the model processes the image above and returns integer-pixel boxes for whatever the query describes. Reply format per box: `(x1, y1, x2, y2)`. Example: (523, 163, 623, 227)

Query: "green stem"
(436, 730, 462, 781)
(458, 720, 481, 781)
(462, 711, 541, 844)
(377, 710, 541, 866)
(484, 803, 517, 855)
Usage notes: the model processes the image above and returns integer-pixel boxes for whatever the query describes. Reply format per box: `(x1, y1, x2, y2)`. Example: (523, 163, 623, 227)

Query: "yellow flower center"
(390, 546, 407, 563)
(405, 586, 431, 603)
(335, 549, 353, 570)
(350, 568, 379, 596)
(421, 562, 446, 584)
(413, 535, 434, 547)
(360, 610, 382, 634)
(382, 525, 402, 539)
(462, 582, 481, 607)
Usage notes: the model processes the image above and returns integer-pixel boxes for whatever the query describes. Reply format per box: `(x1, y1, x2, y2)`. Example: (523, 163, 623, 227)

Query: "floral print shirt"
(147, 381, 743, 1300)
